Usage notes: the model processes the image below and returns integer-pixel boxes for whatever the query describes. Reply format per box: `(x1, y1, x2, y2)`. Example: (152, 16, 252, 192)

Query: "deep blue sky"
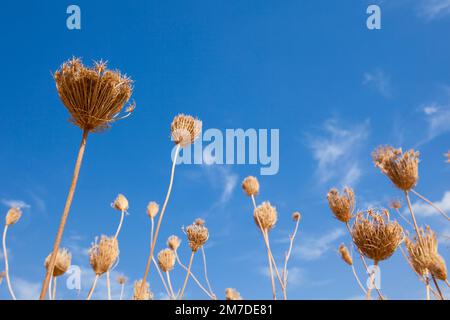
(0, 0, 449, 300)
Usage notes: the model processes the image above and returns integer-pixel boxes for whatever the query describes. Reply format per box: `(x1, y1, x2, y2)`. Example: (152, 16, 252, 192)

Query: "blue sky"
(0, 0, 449, 300)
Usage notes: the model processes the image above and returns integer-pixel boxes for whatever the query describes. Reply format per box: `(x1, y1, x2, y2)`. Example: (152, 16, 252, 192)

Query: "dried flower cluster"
(167, 235, 181, 251)
(44, 249, 71, 277)
(170, 114, 202, 147)
(113, 194, 129, 212)
(5, 208, 22, 226)
(338, 244, 353, 266)
(157, 248, 176, 272)
(186, 219, 209, 252)
(253, 202, 278, 230)
(242, 176, 260, 197)
(89, 236, 119, 275)
(146, 201, 159, 219)
(133, 279, 153, 300)
(225, 288, 243, 300)
(327, 187, 355, 223)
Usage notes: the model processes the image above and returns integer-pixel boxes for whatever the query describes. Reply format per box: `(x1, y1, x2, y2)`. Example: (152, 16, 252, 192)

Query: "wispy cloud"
(259, 265, 306, 287)
(420, 104, 450, 143)
(363, 69, 392, 98)
(419, 0, 450, 19)
(294, 228, 345, 261)
(1, 199, 31, 209)
(14, 277, 41, 300)
(307, 118, 369, 187)
(409, 191, 450, 218)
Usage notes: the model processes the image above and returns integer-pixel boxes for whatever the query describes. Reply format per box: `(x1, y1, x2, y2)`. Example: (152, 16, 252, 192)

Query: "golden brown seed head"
(428, 254, 447, 281)
(146, 201, 159, 219)
(54, 58, 134, 132)
(186, 219, 209, 252)
(44, 248, 72, 277)
(113, 194, 129, 212)
(157, 248, 176, 272)
(254, 202, 278, 231)
(242, 176, 260, 197)
(225, 288, 243, 300)
(352, 209, 403, 262)
(89, 236, 119, 275)
(167, 235, 181, 251)
(0, 271, 6, 284)
(389, 200, 402, 210)
(327, 187, 355, 223)
(338, 244, 353, 266)
(372, 145, 419, 191)
(292, 211, 301, 222)
(117, 275, 127, 285)
(133, 279, 153, 300)
(5, 207, 22, 226)
(170, 114, 202, 147)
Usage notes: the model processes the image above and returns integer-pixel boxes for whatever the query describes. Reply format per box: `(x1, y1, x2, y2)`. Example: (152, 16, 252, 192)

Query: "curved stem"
(40, 130, 89, 300)
(394, 208, 414, 229)
(119, 283, 124, 300)
(282, 218, 300, 298)
(200, 246, 216, 299)
(349, 244, 367, 294)
(53, 277, 57, 300)
(2, 225, 16, 300)
(411, 189, 450, 221)
(179, 251, 195, 300)
(106, 271, 111, 300)
(149, 216, 171, 298)
(175, 251, 214, 299)
(114, 210, 125, 240)
(48, 275, 53, 300)
(140, 145, 180, 296)
(166, 271, 176, 299)
(404, 191, 423, 244)
(86, 274, 100, 300)
(431, 274, 445, 300)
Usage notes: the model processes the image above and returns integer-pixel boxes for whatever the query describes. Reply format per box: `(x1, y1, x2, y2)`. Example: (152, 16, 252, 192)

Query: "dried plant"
(242, 176, 260, 197)
(40, 58, 135, 299)
(281, 212, 301, 297)
(158, 248, 176, 299)
(147, 201, 159, 219)
(2, 207, 22, 300)
(225, 288, 243, 300)
(44, 248, 71, 300)
(445, 151, 450, 163)
(254, 202, 278, 231)
(0, 271, 5, 285)
(116, 275, 127, 300)
(167, 235, 181, 251)
(327, 187, 355, 223)
(133, 279, 153, 300)
(139, 114, 202, 297)
(338, 244, 353, 266)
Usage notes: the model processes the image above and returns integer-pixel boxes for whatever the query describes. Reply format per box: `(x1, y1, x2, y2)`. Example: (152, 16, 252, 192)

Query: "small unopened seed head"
(0, 271, 6, 284)
(446, 151, 450, 163)
(133, 279, 153, 300)
(171, 114, 202, 147)
(113, 194, 129, 212)
(389, 200, 402, 210)
(146, 201, 159, 219)
(327, 187, 355, 223)
(117, 275, 127, 285)
(254, 202, 277, 231)
(186, 219, 209, 252)
(338, 244, 353, 266)
(242, 176, 260, 197)
(225, 288, 242, 300)
(89, 236, 119, 275)
(5, 207, 22, 226)
(292, 211, 301, 222)
(428, 254, 447, 281)
(167, 235, 181, 251)
(44, 248, 72, 277)
(158, 248, 176, 272)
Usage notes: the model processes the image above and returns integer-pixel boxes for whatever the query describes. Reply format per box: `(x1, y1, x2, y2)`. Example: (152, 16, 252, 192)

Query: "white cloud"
(294, 228, 345, 261)
(1, 199, 31, 209)
(14, 278, 41, 300)
(259, 265, 306, 287)
(307, 118, 369, 187)
(363, 69, 392, 98)
(419, 0, 450, 19)
(422, 105, 450, 141)
(409, 191, 450, 218)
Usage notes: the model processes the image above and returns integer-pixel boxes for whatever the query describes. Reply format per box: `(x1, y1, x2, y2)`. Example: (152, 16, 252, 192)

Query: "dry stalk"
(411, 189, 450, 221)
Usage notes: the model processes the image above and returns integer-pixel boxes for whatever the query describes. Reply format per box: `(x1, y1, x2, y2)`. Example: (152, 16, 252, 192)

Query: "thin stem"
(48, 275, 53, 300)
(86, 274, 99, 300)
(411, 189, 450, 221)
(179, 251, 195, 300)
(431, 275, 445, 300)
(166, 271, 176, 299)
(394, 208, 414, 229)
(140, 144, 180, 296)
(119, 283, 124, 300)
(282, 218, 300, 298)
(40, 130, 89, 300)
(349, 244, 367, 294)
(106, 271, 111, 300)
(175, 251, 214, 299)
(265, 236, 277, 300)
(426, 277, 430, 300)
(149, 216, 171, 298)
(114, 210, 126, 240)
(53, 277, 57, 300)
(365, 260, 377, 300)
(200, 246, 216, 299)
(404, 191, 423, 244)
(2, 225, 16, 300)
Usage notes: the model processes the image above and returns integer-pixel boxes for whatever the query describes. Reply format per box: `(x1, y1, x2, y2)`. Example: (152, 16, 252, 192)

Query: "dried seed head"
(428, 254, 447, 281)
(44, 248, 72, 277)
(146, 201, 159, 219)
(445, 151, 450, 163)
(352, 209, 403, 262)
(253, 202, 278, 231)
(112, 194, 129, 212)
(338, 244, 353, 266)
(157, 248, 176, 272)
(133, 279, 153, 300)
(167, 235, 181, 251)
(405, 227, 438, 276)
(389, 200, 402, 210)
(54, 58, 134, 132)
(292, 211, 301, 222)
(372, 146, 419, 191)
(186, 219, 209, 252)
(225, 288, 242, 300)
(242, 176, 260, 197)
(89, 236, 119, 275)
(117, 275, 127, 285)
(327, 187, 355, 223)
(5, 208, 22, 226)
(170, 114, 202, 147)
(0, 271, 6, 284)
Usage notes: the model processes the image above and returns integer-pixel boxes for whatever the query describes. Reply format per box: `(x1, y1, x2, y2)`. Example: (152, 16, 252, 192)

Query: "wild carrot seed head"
(89, 236, 119, 275)
(428, 254, 447, 281)
(44, 248, 72, 277)
(326, 187, 355, 223)
(292, 211, 301, 222)
(445, 151, 450, 163)
(170, 114, 202, 147)
(146, 201, 159, 219)
(112, 194, 129, 212)
(389, 199, 402, 210)
(157, 248, 176, 272)
(186, 219, 209, 252)
(253, 202, 277, 231)
(225, 288, 243, 300)
(372, 145, 419, 191)
(167, 235, 181, 251)
(133, 279, 153, 300)
(117, 275, 127, 285)
(5, 207, 22, 226)
(338, 244, 353, 266)
(242, 176, 260, 197)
